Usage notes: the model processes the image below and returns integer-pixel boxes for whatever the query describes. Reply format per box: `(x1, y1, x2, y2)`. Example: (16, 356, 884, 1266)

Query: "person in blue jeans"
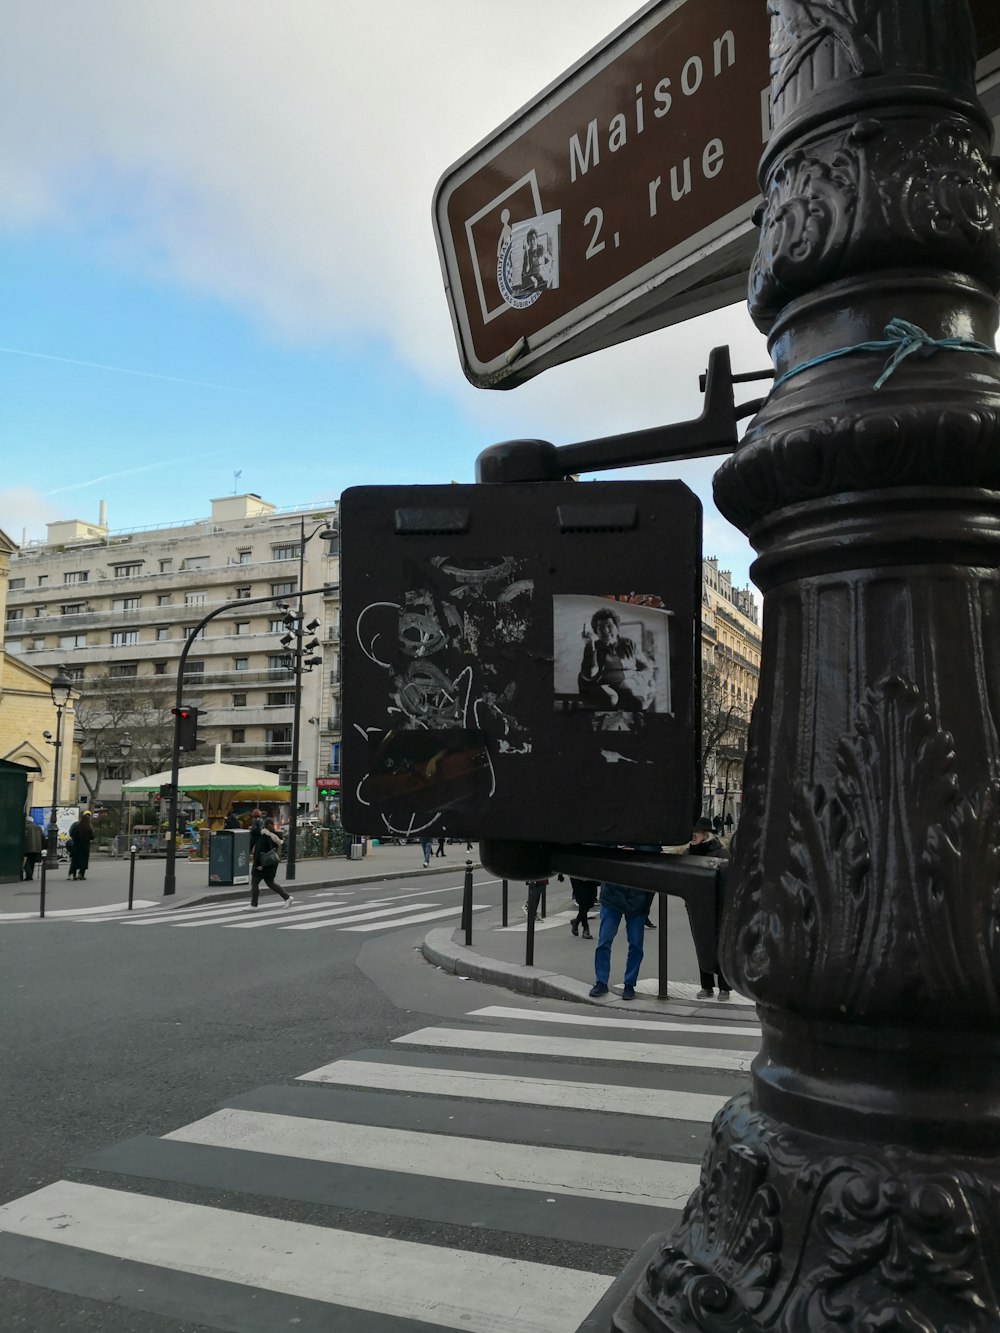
(589, 882, 649, 1001)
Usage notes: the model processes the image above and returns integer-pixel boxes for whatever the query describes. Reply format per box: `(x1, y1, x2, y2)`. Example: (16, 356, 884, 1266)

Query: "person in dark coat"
(589, 882, 649, 1000)
(67, 810, 95, 880)
(689, 818, 730, 1000)
(22, 816, 44, 880)
(568, 877, 597, 939)
(224, 811, 240, 829)
(248, 817, 292, 909)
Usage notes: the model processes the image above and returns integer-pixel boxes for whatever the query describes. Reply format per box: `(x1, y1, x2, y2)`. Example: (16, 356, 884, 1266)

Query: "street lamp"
(44, 667, 73, 870)
(282, 515, 336, 880)
(119, 733, 133, 845)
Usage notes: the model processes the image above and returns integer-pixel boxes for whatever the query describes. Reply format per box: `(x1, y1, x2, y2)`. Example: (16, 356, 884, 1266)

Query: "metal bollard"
(39, 857, 46, 920)
(658, 890, 669, 1000)
(524, 881, 541, 967)
(128, 845, 138, 911)
(462, 859, 474, 945)
(501, 878, 508, 928)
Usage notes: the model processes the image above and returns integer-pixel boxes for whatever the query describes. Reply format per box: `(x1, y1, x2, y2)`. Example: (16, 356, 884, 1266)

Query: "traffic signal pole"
(161, 586, 332, 896)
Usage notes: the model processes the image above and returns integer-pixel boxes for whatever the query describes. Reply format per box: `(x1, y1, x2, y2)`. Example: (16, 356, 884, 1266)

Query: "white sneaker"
(283, 896, 294, 908)
(245, 904, 258, 911)
(696, 988, 714, 999)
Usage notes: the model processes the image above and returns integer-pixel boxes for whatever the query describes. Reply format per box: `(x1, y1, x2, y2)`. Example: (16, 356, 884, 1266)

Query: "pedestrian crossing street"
(72, 881, 490, 936)
(0, 1002, 760, 1332)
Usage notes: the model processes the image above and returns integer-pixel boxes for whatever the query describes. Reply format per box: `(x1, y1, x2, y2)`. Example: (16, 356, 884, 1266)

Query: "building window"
(8, 577, 24, 590)
(236, 550, 252, 564)
(182, 556, 209, 570)
(59, 633, 87, 649)
(231, 728, 246, 744)
(111, 630, 138, 647)
(271, 544, 300, 561)
(153, 662, 167, 675)
(65, 571, 88, 584)
(267, 691, 295, 707)
(64, 666, 85, 681)
(267, 726, 292, 746)
(232, 692, 247, 708)
(34, 606, 46, 617)
(234, 586, 252, 599)
(6, 640, 22, 654)
(182, 660, 204, 676)
(61, 603, 84, 615)
(234, 621, 251, 636)
(104, 763, 129, 780)
(157, 593, 172, 606)
(112, 596, 141, 611)
(268, 618, 286, 633)
(233, 656, 249, 672)
(109, 662, 139, 678)
(184, 592, 206, 606)
(270, 581, 295, 597)
(185, 625, 205, 641)
(159, 559, 173, 573)
(5, 609, 23, 622)
(155, 627, 170, 641)
(113, 563, 143, 578)
(267, 654, 292, 673)
(37, 574, 48, 586)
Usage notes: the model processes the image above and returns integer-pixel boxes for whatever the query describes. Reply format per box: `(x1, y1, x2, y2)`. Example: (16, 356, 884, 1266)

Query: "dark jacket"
(252, 827, 283, 869)
(599, 883, 651, 916)
(689, 834, 725, 857)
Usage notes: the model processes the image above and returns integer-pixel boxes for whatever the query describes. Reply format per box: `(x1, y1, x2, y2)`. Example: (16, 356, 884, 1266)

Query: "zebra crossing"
(70, 882, 489, 936)
(0, 1002, 760, 1332)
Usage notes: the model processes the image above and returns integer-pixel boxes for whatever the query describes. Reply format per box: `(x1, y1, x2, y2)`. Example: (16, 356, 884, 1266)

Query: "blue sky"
(0, 0, 766, 589)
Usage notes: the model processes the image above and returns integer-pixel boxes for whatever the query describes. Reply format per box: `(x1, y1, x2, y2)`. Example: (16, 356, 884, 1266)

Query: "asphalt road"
(0, 866, 754, 1332)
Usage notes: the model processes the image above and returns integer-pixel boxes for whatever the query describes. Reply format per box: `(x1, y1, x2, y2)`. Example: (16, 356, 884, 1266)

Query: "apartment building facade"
(3, 495, 341, 815)
(700, 556, 762, 826)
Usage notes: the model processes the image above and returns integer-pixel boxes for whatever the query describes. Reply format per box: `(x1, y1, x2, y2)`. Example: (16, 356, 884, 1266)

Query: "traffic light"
(159, 783, 175, 801)
(172, 706, 200, 752)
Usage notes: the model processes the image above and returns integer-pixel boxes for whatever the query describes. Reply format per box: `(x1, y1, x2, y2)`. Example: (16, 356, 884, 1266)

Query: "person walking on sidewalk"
(435, 836, 447, 858)
(589, 882, 648, 1000)
(420, 836, 434, 868)
(22, 815, 44, 880)
(248, 818, 293, 909)
(688, 817, 731, 1000)
(568, 877, 597, 939)
(67, 810, 95, 880)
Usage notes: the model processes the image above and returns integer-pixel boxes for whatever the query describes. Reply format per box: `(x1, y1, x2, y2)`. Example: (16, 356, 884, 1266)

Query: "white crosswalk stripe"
(0, 1004, 758, 1330)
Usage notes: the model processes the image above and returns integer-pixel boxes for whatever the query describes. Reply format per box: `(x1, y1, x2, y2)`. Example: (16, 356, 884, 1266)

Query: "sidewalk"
(422, 881, 759, 1023)
(0, 841, 464, 918)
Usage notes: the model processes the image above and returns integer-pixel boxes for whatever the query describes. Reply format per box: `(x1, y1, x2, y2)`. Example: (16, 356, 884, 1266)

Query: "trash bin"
(209, 829, 251, 885)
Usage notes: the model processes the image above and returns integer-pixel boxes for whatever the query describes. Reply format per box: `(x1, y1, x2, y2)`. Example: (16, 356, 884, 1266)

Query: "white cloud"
(0, 0, 765, 582)
(0, 488, 66, 546)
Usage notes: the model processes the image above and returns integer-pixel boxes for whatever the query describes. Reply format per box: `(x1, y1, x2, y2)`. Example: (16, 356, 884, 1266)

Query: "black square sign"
(341, 481, 701, 847)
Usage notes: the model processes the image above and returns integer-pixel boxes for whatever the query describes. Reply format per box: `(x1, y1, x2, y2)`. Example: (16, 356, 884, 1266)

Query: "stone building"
(3, 496, 341, 817)
(700, 556, 762, 827)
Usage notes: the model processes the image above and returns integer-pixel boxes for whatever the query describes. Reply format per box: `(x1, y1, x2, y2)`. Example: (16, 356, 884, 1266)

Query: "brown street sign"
(340, 481, 702, 847)
(435, 0, 1000, 391)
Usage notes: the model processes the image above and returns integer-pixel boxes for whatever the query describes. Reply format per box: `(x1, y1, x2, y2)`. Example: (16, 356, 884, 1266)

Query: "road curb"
(421, 926, 761, 1021)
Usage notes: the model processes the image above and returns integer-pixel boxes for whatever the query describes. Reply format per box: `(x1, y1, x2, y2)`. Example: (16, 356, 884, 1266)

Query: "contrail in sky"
(44, 452, 231, 497)
(0, 344, 274, 397)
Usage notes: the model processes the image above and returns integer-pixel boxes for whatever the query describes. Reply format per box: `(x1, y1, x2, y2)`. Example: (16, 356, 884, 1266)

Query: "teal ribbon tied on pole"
(771, 318, 1000, 393)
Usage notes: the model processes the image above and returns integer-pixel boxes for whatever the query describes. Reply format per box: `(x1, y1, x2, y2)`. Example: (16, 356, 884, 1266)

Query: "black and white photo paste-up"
(353, 556, 533, 838)
(553, 593, 673, 764)
(497, 208, 561, 309)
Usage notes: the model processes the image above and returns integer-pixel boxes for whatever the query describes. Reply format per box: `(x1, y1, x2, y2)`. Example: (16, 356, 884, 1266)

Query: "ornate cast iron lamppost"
(618, 2, 1000, 1329)
(43, 667, 73, 871)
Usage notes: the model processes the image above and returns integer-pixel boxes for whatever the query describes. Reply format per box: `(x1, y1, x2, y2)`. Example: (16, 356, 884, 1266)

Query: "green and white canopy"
(124, 744, 290, 822)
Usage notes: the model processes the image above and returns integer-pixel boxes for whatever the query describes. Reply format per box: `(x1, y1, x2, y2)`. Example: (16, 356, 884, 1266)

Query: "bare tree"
(73, 674, 177, 806)
(700, 661, 746, 818)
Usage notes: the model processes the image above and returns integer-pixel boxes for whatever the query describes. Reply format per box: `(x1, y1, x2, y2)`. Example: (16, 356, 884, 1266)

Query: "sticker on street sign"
(434, 0, 770, 389)
(340, 482, 702, 847)
(435, 0, 1000, 392)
